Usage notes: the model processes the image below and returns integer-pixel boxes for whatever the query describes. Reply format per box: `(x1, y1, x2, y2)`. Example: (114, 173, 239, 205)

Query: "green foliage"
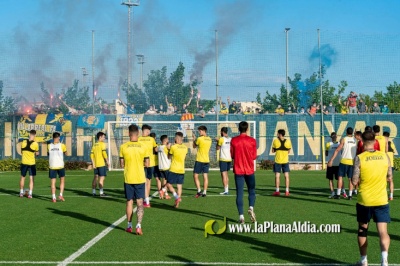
(122, 81, 148, 113)
(0, 81, 17, 115)
(61, 80, 91, 113)
(258, 159, 274, 170)
(0, 158, 88, 171)
(393, 157, 400, 171)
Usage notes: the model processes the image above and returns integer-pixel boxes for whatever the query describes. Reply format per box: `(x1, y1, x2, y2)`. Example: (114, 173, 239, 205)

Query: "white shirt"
(218, 136, 232, 162)
(48, 142, 66, 169)
(326, 141, 340, 166)
(158, 144, 171, 171)
(341, 136, 357, 161)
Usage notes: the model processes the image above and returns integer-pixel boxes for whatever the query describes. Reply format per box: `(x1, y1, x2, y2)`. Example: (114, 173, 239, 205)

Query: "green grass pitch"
(0, 170, 399, 265)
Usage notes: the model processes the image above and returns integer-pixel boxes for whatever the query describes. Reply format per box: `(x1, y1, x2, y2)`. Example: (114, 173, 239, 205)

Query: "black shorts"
(160, 170, 169, 179)
(168, 172, 184, 185)
(124, 183, 145, 200)
(326, 166, 339, 180)
(356, 203, 390, 223)
(94, 166, 107, 177)
(338, 163, 353, 179)
(153, 166, 161, 178)
(145, 167, 154, 179)
(219, 161, 231, 172)
(193, 161, 210, 174)
(49, 168, 66, 179)
(273, 163, 290, 173)
(21, 164, 36, 177)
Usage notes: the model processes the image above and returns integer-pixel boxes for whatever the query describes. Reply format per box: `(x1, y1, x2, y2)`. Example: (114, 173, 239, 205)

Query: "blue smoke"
(309, 44, 337, 68)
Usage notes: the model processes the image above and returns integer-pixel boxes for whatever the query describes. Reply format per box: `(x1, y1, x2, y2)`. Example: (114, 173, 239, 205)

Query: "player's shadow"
(0, 188, 49, 201)
(190, 226, 344, 264)
(63, 187, 125, 203)
(263, 194, 352, 207)
(149, 201, 237, 223)
(166, 255, 198, 265)
(47, 207, 125, 232)
(340, 226, 400, 242)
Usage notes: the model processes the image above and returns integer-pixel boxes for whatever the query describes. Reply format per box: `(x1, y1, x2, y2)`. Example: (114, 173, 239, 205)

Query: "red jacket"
(230, 133, 257, 175)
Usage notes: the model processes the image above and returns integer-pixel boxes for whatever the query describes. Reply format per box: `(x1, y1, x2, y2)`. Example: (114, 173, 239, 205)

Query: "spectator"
(158, 105, 164, 114)
(286, 106, 293, 114)
(97, 101, 110, 114)
(207, 107, 216, 114)
(180, 87, 195, 114)
(120, 101, 136, 114)
(275, 104, 285, 115)
(339, 98, 348, 114)
(371, 102, 381, 113)
(382, 104, 389, 114)
(347, 91, 358, 114)
(243, 107, 252, 115)
(358, 99, 367, 114)
(324, 102, 336, 114)
(227, 97, 238, 114)
(113, 109, 118, 115)
(254, 108, 261, 114)
(59, 96, 80, 115)
(322, 104, 328, 114)
(196, 97, 205, 118)
(219, 97, 229, 115)
(174, 105, 178, 113)
(145, 105, 157, 115)
(299, 107, 305, 114)
(237, 106, 243, 114)
(165, 102, 175, 115)
(308, 103, 317, 116)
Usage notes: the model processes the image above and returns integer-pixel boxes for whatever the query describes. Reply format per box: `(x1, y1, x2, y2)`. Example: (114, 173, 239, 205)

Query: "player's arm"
(386, 154, 393, 182)
(192, 133, 198, 148)
(230, 142, 235, 160)
(327, 139, 344, 166)
(252, 138, 257, 160)
(144, 157, 150, 168)
(325, 143, 330, 157)
(216, 137, 222, 151)
(271, 139, 276, 153)
(62, 143, 68, 156)
(351, 156, 361, 186)
(120, 157, 125, 168)
(33, 142, 39, 156)
(90, 148, 96, 168)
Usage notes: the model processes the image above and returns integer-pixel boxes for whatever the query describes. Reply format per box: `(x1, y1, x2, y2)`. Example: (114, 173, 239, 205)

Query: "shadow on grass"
(190, 226, 344, 264)
(47, 207, 125, 231)
(166, 255, 197, 264)
(340, 225, 400, 242)
(63, 187, 125, 203)
(0, 187, 51, 202)
(265, 193, 353, 207)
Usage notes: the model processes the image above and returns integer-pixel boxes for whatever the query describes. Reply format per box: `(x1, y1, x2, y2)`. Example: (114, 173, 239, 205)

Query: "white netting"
(106, 120, 256, 170)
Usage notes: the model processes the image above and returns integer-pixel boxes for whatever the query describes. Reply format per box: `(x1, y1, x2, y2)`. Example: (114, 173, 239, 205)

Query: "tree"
(143, 66, 168, 108)
(0, 81, 17, 115)
(385, 82, 400, 113)
(121, 79, 148, 113)
(60, 80, 91, 113)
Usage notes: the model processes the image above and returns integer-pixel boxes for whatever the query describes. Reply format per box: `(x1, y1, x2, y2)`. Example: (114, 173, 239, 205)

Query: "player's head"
(277, 129, 285, 137)
(372, 125, 380, 134)
(53, 132, 61, 142)
(220, 127, 228, 136)
(29, 130, 36, 139)
(128, 124, 139, 137)
(197, 125, 207, 136)
(160, 135, 169, 144)
(150, 132, 156, 140)
(383, 131, 390, 138)
(175, 131, 183, 143)
(346, 127, 353, 136)
(364, 126, 372, 132)
(354, 131, 362, 140)
(96, 131, 106, 141)
(330, 132, 337, 141)
(238, 121, 248, 133)
(362, 131, 375, 146)
(142, 124, 152, 136)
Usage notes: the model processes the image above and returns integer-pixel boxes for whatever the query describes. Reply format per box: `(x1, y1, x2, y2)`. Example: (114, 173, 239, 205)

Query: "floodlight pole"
(215, 30, 219, 121)
(136, 54, 145, 90)
(91, 30, 95, 114)
(122, 0, 139, 86)
(285, 28, 290, 103)
(318, 29, 325, 169)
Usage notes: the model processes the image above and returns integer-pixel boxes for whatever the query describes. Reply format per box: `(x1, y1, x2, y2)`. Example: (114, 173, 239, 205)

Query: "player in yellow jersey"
(150, 132, 163, 199)
(138, 124, 157, 208)
(383, 131, 395, 201)
(91, 132, 109, 197)
(120, 125, 149, 235)
(352, 131, 392, 266)
(166, 132, 188, 208)
(19, 130, 39, 198)
(272, 129, 292, 196)
(193, 125, 212, 197)
(48, 132, 67, 202)
(373, 125, 388, 153)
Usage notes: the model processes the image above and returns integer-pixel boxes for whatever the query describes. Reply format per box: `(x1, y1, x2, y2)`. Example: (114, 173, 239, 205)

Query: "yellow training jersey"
(169, 143, 188, 174)
(138, 136, 157, 167)
(272, 138, 292, 164)
(119, 141, 147, 184)
(90, 141, 107, 167)
(357, 151, 389, 206)
(219, 106, 229, 114)
(21, 140, 39, 165)
(195, 135, 212, 163)
(375, 135, 386, 152)
(387, 141, 395, 168)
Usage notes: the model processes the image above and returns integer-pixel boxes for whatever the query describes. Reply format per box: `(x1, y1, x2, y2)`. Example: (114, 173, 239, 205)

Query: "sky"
(1, 0, 400, 103)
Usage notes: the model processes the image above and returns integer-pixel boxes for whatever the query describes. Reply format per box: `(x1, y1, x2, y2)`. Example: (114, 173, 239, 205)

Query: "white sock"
(92, 189, 96, 194)
(197, 189, 201, 193)
(349, 190, 353, 197)
(286, 187, 289, 192)
(127, 222, 132, 228)
(337, 188, 341, 195)
(162, 187, 166, 192)
(136, 223, 141, 229)
(59, 193, 63, 197)
(203, 190, 207, 195)
(390, 193, 393, 198)
(145, 197, 150, 204)
(382, 251, 388, 261)
(20, 189, 24, 194)
(354, 189, 358, 194)
(52, 194, 56, 199)
(165, 192, 169, 196)
(360, 255, 367, 262)
(342, 188, 346, 194)
(275, 188, 279, 192)
(224, 186, 229, 192)
(249, 206, 253, 211)
(173, 192, 179, 199)
(99, 188, 104, 194)
(239, 214, 244, 220)
(29, 190, 32, 195)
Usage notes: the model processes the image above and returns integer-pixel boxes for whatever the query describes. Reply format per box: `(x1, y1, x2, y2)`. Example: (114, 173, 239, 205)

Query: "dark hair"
(238, 121, 248, 133)
(372, 125, 380, 133)
(29, 130, 36, 135)
(330, 132, 337, 137)
(355, 131, 362, 136)
(383, 131, 390, 137)
(128, 124, 139, 134)
(160, 135, 168, 142)
(364, 126, 372, 132)
(221, 127, 228, 134)
(362, 131, 375, 143)
(142, 124, 152, 131)
(96, 131, 106, 140)
(175, 131, 183, 138)
(346, 127, 353, 135)
(150, 132, 156, 138)
(53, 132, 61, 138)
(278, 129, 285, 136)
(198, 125, 207, 132)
